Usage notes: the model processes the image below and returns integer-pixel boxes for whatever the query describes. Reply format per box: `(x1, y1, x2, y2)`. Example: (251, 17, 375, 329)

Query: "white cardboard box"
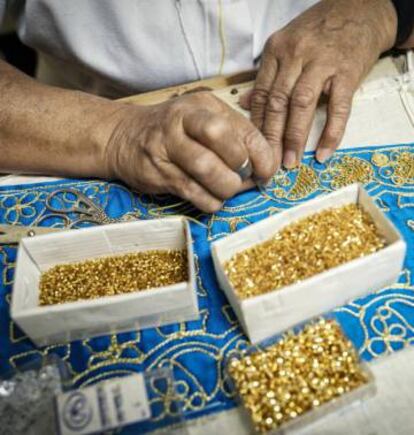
(211, 184, 407, 344)
(11, 217, 199, 346)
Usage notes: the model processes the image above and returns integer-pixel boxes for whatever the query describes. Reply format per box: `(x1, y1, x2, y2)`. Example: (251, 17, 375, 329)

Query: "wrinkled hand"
(243, 0, 397, 168)
(105, 92, 276, 212)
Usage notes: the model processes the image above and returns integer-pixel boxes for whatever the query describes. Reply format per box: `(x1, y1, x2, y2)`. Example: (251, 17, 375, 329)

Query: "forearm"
(0, 60, 127, 178)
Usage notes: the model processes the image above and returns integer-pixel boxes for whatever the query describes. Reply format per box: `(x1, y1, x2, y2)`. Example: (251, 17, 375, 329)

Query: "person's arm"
(0, 59, 120, 178)
(0, 60, 276, 212)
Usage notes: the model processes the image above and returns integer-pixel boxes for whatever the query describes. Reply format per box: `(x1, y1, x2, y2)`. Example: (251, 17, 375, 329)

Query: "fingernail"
(255, 177, 274, 189)
(283, 150, 298, 169)
(265, 178, 274, 189)
(316, 148, 333, 163)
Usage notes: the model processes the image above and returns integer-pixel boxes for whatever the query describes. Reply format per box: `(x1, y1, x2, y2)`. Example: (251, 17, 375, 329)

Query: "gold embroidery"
(287, 165, 319, 200)
(1, 146, 414, 425)
(372, 152, 389, 167)
(328, 156, 374, 189)
(393, 152, 414, 185)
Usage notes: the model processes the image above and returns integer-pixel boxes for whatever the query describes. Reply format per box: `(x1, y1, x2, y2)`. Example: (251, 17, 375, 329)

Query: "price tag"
(55, 373, 151, 435)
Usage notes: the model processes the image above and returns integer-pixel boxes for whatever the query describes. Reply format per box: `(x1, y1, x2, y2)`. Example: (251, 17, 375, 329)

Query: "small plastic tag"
(55, 373, 151, 435)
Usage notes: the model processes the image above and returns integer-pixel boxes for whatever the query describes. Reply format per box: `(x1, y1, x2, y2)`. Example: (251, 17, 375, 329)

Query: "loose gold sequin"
(39, 250, 188, 306)
(228, 319, 369, 434)
(224, 204, 385, 299)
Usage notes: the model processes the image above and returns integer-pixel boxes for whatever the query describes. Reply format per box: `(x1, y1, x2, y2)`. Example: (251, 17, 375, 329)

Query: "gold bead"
(224, 204, 385, 299)
(39, 250, 188, 305)
(228, 319, 368, 433)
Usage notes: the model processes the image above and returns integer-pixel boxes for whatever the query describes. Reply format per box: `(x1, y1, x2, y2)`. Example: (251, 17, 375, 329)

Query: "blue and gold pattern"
(0, 145, 413, 432)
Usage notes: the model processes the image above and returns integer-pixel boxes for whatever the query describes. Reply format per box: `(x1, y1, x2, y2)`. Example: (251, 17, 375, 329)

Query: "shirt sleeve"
(391, 0, 414, 46)
(0, 1, 6, 30)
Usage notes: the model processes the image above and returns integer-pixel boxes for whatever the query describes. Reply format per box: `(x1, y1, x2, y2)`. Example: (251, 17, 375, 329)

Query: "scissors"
(0, 224, 65, 244)
(45, 188, 114, 227)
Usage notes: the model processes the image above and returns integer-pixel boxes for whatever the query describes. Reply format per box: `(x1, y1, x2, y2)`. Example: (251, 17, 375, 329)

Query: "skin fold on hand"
(104, 92, 277, 213)
(241, 0, 398, 169)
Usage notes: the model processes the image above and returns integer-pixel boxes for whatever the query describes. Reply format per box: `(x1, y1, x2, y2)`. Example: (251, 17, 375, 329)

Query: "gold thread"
(217, 0, 227, 75)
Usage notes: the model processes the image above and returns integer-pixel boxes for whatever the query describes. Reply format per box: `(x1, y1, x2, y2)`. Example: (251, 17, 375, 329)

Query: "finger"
(323, 78, 333, 95)
(167, 135, 243, 200)
(283, 67, 327, 168)
(239, 90, 253, 110)
(241, 178, 255, 190)
(185, 111, 276, 183)
(250, 43, 278, 130)
(158, 160, 223, 213)
(262, 60, 303, 169)
(316, 79, 354, 163)
(242, 123, 277, 182)
(184, 112, 249, 171)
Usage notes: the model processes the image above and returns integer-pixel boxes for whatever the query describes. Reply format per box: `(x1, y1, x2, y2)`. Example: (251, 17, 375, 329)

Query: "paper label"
(55, 373, 151, 435)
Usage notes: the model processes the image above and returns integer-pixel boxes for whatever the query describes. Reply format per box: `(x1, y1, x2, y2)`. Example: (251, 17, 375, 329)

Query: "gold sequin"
(371, 153, 389, 168)
(228, 319, 369, 433)
(330, 156, 373, 189)
(39, 250, 188, 305)
(224, 204, 385, 299)
(393, 152, 414, 184)
(288, 165, 319, 200)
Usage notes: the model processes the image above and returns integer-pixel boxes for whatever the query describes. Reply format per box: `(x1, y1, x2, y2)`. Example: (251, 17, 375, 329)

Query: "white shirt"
(0, 0, 317, 98)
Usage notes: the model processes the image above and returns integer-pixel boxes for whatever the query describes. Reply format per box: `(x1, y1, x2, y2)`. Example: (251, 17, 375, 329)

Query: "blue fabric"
(0, 144, 413, 432)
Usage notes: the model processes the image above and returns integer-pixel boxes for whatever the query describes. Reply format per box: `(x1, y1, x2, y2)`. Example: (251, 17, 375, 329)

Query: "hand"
(243, 0, 397, 168)
(104, 92, 276, 212)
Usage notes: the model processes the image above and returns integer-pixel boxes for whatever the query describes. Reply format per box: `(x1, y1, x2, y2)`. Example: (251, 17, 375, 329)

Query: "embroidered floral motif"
(0, 145, 413, 432)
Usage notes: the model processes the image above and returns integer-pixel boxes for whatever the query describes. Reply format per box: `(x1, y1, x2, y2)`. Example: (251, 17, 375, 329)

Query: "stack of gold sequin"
(224, 204, 386, 299)
(228, 319, 372, 434)
(12, 217, 199, 347)
(39, 250, 188, 305)
(212, 185, 406, 345)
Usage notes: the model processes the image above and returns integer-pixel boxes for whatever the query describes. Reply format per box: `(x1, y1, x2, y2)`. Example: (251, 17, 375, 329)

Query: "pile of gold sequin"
(228, 319, 371, 434)
(224, 204, 386, 299)
(39, 250, 188, 306)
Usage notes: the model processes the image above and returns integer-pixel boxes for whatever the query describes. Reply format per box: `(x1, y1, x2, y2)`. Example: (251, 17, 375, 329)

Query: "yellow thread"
(3, 146, 414, 421)
(217, 0, 227, 75)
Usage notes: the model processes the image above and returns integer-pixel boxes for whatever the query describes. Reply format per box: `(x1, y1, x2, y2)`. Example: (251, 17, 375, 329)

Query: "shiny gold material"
(2, 146, 413, 424)
(393, 152, 414, 185)
(39, 250, 188, 305)
(224, 204, 385, 299)
(330, 156, 373, 189)
(288, 165, 319, 200)
(228, 319, 369, 433)
(371, 153, 389, 168)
